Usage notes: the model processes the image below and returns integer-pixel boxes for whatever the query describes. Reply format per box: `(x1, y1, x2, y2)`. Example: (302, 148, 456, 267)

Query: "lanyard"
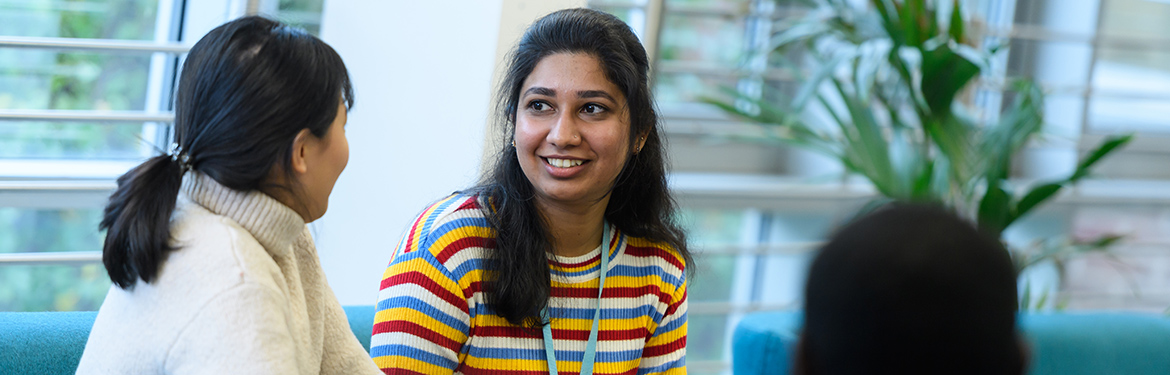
(542, 223, 611, 375)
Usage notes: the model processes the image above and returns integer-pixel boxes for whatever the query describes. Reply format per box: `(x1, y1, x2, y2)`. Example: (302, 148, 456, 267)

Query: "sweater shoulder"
(394, 193, 494, 271)
(620, 234, 687, 289)
(168, 201, 286, 294)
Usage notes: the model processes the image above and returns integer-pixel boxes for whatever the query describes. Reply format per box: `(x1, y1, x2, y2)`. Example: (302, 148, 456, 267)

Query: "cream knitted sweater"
(76, 172, 380, 375)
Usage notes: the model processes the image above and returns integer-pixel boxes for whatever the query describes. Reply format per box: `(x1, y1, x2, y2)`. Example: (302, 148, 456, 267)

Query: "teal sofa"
(6, 307, 1170, 374)
(0, 306, 377, 375)
(733, 311, 1170, 375)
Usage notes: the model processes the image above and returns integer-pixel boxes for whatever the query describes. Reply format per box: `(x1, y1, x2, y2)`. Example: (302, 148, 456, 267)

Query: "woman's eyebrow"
(523, 87, 556, 97)
(577, 90, 615, 101)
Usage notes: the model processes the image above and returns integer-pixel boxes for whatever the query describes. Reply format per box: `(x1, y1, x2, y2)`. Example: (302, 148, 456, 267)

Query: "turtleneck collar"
(180, 171, 305, 256)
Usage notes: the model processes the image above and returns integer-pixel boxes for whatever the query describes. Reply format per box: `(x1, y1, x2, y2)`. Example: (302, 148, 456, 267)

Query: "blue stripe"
(450, 257, 492, 282)
(376, 296, 470, 333)
(419, 216, 491, 252)
(611, 265, 682, 287)
(465, 345, 644, 362)
(417, 196, 464, 246)
(549, 231, 623, 278)
(388, 247, 451, 278)
(637, 356, 686, 374)
(370, 344, 458, 369)
(550, 262, 602, 277)
(548, 304, 662, 321)
(653, 310, 686, 336)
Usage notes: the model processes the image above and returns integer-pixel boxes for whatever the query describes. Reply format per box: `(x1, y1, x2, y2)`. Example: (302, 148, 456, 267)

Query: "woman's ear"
(634, 132, 649, 154)
(289, 128, 314, 175)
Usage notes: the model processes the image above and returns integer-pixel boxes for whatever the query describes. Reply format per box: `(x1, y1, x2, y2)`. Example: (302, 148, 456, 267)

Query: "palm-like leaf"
(705, 0, 1134, 309)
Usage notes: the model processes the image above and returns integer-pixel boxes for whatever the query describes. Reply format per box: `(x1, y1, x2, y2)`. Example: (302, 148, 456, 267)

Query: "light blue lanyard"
(542, 223, 610, 375)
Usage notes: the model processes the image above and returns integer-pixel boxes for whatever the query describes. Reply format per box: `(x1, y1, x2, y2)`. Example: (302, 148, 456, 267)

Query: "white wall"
(313, 0, 588, 306)
(313, 0, 503, 305)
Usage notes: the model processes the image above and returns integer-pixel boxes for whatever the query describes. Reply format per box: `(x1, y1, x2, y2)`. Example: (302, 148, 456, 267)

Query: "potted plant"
(705, 0, 1133, 309)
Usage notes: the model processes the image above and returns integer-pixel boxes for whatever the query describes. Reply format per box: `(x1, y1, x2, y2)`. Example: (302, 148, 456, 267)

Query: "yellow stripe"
(460, 357, 642, 373)
(648, 320, 687, 344)
(424, 223, 495, 255)
(374, 355, 454, 374)
(382, 257, 464, 295)
(409, 195, 461, 253)
(473, 314, 651, 331)
(460, 357, 548, 371)
(375, 308, 468, 341)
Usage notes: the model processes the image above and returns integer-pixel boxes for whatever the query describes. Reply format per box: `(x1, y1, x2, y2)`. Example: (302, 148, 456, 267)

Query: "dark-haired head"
(796, 204, 1025, 375)
(467, 8, 690, 327)
(100, 16, 354, 289)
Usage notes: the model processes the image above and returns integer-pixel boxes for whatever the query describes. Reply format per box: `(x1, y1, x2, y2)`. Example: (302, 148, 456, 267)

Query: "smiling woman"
(371, 8, 691, 375)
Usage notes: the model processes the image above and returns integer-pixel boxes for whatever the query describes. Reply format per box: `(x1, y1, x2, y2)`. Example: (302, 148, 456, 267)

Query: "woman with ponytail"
(76, 16, 380, 375)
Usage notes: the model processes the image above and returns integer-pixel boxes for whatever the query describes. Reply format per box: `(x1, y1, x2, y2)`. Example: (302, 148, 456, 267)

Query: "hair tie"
(168, 143, 192, 173)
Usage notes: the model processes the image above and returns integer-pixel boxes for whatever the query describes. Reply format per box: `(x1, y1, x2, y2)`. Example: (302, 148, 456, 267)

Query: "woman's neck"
(536, 196, 609, 258)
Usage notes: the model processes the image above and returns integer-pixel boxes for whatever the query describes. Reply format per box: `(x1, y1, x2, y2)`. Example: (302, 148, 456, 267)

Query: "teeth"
(546, 158, 584, 168)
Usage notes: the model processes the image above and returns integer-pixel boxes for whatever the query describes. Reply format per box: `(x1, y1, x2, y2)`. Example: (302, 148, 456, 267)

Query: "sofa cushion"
(732, 311, 1170, 375)
(0, 306, 378, 375)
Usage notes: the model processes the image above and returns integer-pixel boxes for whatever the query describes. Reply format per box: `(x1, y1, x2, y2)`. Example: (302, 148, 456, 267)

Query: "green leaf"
(923, 116, 975, 186)
(980, 79, 1044, 183)
(1070, 134, 1134, 181)
(911, 159, 935, 200)
(793, 51, 855, 110)
(919, 44, 980, 118)
(767, 20, 832, 52)
(900, 0, 925, 47)
(1014, 182, 1064, 222)
(832, 78, 898, 197)
(873, 0, 904, 46)
(948, 0, 965, 42)
(978, 182, 1012, 237)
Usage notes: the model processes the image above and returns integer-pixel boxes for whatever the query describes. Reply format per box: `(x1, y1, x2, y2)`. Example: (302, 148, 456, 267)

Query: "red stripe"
(381, 368, 428, 375)
(402, 216, 422, 254)
(642, 335, 687, 357)
(550, 253, 601, 268)
(466, 281, 485, 299)
(461, 365, 636, 375)
(552, 285, 671, 304)
(372, 320, 464, 353)
(474, 325, 649, 341)
(435, 236, 495, 264)
(458, 197, 480, 211)
(624, 244, 686, 273)
(663, 288, 686, 317)
(380, 271, 466, 312)
(459, 365, 551, 375)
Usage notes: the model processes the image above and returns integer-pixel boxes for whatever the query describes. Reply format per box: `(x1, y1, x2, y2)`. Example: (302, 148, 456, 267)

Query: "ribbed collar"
(180, 171, 305, 256)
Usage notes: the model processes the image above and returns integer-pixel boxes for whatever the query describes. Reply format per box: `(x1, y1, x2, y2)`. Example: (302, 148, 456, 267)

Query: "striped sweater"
(372, 194, 687, 375)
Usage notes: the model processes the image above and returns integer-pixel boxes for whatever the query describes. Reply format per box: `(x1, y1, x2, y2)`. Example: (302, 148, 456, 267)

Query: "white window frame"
(0, 0, 275, 264)
(591, 0, 1170, 373)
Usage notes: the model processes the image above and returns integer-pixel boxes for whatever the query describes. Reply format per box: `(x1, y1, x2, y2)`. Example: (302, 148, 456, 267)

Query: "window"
(0, 0, 326, 312)
(590, 0, 1170, 373)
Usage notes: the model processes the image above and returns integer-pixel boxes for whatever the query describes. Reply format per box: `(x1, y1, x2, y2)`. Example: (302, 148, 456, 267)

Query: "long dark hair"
(468, 8, 691, 327)
(100, 16, 354, 289)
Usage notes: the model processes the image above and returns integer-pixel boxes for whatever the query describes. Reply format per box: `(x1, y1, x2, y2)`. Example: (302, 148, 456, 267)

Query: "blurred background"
(4, 0, 1170, 374)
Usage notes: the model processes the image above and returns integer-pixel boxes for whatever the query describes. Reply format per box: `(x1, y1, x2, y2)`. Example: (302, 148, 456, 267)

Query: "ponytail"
(99, 155, 185, 289)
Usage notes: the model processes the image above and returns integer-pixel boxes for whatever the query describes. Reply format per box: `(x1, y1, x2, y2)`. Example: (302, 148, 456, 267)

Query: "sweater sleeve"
(165, 283, 300, 375)
(638, 273, 688, 375)
(320, 280, 383, 375)
(371, 203, 471, 375)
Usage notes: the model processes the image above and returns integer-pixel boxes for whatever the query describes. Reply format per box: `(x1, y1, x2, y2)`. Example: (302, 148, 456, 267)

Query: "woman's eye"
(528, 101, 550, 112)
(582, 103, 607, 114)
